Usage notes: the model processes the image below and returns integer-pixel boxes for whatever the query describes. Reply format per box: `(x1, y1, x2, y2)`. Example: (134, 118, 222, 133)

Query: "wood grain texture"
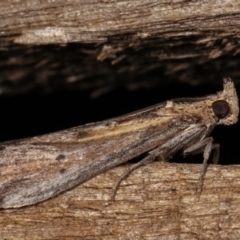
(0, 1, 240, 238)
(1, 0, 240, 47)
(1, 162, 240, 239)
(1, 0, 240, 95)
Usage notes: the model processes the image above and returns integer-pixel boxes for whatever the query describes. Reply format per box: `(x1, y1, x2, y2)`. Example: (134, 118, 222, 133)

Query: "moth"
(0, 78, 238, 209)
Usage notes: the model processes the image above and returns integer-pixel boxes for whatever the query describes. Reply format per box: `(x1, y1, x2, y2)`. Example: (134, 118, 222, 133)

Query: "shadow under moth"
(0, 78, 238, 209)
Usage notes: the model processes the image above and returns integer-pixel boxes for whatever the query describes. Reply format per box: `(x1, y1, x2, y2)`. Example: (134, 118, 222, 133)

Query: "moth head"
(212, 78, 239, 125)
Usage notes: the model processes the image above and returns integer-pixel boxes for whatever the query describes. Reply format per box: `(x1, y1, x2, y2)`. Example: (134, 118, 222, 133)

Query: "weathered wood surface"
(0, 1, 240, 239)
(0, 0, 240, 95)
(1, 162, 240, 239)
(1, 0, 240, 48)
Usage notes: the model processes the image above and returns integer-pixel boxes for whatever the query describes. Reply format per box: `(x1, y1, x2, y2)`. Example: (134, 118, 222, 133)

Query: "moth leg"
(110, 154, 155, 200)
(184, 137, 220, 199)
(183, 137, 214, 156)
(212, 143, 220, 164)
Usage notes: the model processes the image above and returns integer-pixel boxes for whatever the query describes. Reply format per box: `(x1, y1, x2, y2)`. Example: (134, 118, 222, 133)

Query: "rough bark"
(0, 1, 240, 239)
(0, 0, 240, 95)
(1, 162, 240, 239)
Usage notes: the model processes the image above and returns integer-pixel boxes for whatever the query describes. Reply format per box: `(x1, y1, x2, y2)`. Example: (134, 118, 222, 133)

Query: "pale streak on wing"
(0, 112, 197, 208)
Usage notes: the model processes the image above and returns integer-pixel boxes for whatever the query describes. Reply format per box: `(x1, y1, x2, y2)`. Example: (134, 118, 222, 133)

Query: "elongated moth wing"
(0, 78, 238, 208)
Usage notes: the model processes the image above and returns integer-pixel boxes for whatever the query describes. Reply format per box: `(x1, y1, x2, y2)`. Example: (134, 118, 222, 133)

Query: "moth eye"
(212, 100, 230, 119)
